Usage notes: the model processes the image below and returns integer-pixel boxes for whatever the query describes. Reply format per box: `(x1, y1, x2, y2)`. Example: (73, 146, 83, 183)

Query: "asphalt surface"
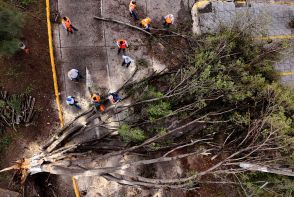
(197, 1, 294, 84)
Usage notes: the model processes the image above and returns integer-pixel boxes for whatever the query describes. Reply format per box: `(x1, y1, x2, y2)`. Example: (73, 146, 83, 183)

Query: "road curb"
(46, 0, 64, 127)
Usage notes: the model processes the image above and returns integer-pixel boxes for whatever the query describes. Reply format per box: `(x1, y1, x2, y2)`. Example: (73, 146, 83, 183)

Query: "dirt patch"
(0, 0, 58, 192)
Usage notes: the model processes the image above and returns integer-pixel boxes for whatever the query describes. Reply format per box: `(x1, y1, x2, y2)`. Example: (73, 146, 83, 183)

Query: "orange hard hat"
(92, 94, 101, 102)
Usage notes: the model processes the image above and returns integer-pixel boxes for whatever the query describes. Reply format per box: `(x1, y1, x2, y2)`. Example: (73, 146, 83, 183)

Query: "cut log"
(26, 97, 35, 123)
(240, 162, 294, 177)
(93, 16, 153, 36)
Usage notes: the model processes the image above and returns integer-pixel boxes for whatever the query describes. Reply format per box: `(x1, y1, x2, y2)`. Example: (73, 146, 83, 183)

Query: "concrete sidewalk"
(53, 0, 193, 123)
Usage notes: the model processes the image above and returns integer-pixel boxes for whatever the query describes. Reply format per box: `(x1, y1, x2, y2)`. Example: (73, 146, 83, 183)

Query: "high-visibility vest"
(92, 94, 101, 103)
(141, 18, 151, 28)
(64, 18, 72, 32)
(129, 1, 136, 12)
(118, 40, 127, 49)
(166, 16, 172, 24)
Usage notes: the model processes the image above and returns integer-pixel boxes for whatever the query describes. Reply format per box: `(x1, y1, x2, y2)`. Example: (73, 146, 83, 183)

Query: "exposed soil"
(0, 0, 58, 192)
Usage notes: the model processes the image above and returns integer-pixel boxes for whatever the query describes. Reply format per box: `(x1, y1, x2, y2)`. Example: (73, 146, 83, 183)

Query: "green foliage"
(118, 124, 147, 143)
(0, 100, 5, 109)
(7, 95, 22, 113)
(19, 0, 34, 6)
(242, 173, 294, 196)
(0, 5, 24, 55)
(143, 86, 163, 100)
(147, 101, 172, 121)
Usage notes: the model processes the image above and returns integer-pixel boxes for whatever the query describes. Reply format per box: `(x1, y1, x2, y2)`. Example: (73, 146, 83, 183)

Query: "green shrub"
(147, 101, 172, 121)
(7, 95, 22, 113)
(143, 86, 163, 100)
(118, 124, 146, 143)
(0, 5, 24, 56)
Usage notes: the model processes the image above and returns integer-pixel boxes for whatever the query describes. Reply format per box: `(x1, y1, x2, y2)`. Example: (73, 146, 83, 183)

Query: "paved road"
(197, 1, 294, 84)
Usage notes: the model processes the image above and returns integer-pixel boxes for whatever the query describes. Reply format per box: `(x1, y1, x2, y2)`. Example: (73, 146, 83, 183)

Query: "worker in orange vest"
(91, 93, 105, 112)
(129, 0, 138, 20)
(116, 39, 128, 54)
(62, 16, 78, 35)
(163, 14, 174, 28)
(140, 17, 151, 32)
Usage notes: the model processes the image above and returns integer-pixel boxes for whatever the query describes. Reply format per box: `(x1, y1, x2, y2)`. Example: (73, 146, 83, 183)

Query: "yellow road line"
(255, 35, 294, 40)
(278, 72, 294, 76)
(271, 2, 294, 6)
(46, 0, 64, 127)
(72, 177, 81, 197)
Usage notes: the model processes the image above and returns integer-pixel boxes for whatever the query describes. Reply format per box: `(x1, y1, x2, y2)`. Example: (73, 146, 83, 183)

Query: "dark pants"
(71, 25, 78, 31)
(122, 61, 131, 67)
(70, 103, 81, 109)
(130, 11, 138, 20)
(67, 25, 78, 34)
(72, 72, 83, 82)
(110, 93, 122, 103)
(145, 25, 151, 32)
(163, 22, 171, 28)
(118, 48, 126, 54)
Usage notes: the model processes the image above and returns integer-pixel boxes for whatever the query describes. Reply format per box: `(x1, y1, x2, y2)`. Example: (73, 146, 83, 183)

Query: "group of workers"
(62, 0, 175, 112)
(66, 68, 121, 111)
(129, 0, 175, 31)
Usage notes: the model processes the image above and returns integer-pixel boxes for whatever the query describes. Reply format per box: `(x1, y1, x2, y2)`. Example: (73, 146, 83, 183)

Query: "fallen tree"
(1, 19, 294, 196)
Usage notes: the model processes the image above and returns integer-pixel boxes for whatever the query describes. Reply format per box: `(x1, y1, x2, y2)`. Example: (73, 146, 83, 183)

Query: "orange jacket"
(62, 17, 72, 32)
(117, 40, 128, 49)
(165, 14, 174, 24)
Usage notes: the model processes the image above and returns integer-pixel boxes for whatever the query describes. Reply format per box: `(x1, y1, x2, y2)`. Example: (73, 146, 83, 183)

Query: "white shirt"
(122, 55, 133, 64)
(68, 69, 79, 80)
(66, 96, 75, 105)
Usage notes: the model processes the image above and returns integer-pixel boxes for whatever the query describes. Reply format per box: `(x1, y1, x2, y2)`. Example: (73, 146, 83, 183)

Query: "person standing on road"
(62, 16, 78, 35)
(116, 39, 128, 54)
(140, 17, 151, 31)
(122, 55, 133, 67)
(163, 14, 174, 28)
(66, 96, 81, 109)
(129, 0, 139, 20)
(68, 69, 82, 81)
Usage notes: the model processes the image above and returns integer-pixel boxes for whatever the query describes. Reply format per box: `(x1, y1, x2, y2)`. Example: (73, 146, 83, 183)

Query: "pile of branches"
(0, 89, 35, 132)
